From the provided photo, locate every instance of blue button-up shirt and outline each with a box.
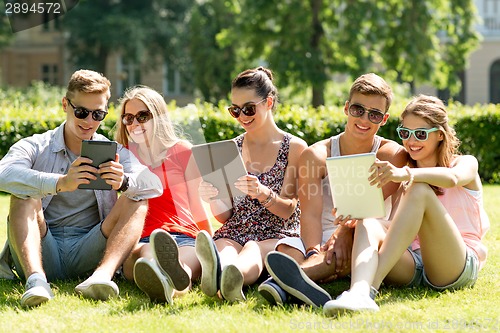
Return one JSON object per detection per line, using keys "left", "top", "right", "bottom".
{"left": 0, "top": 122, "right": 162, "bottom": 222}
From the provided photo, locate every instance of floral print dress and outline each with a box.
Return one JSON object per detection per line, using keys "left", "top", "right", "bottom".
{"left": 213, "top": 133, "right": 300, "bottom": 245}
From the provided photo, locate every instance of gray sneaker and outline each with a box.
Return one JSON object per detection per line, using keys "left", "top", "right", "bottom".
{"left": 220, "top": 264, "right": 246, "bottom": 302}
{"left": 323, "top": 290, "right": 379, "bottom": 317}
{"left": 21, "top": 277, "right": 54, "bottom": 307}
{"left": 134, "top": 258, "right": 174, "bottom": 304}
{"left": 75, "top": 276, "right": 119, "bottom": 301}
{"left": 151, "top": 229, "right": 190, "bottom": 291}
{"left": 195, "top": 230, "right": 221, "bottom": 297}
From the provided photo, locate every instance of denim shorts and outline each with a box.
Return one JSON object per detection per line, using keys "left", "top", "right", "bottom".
{"left": 10, "top": 222, "right": 107, "bottom": 281}
{"left": 406, "top": 246, "right": 479, "bottom": 290}
{"left": 139, "top": 232, "right": 195, "bottom": 248}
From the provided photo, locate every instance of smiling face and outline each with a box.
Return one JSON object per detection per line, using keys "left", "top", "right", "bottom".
{"left": 230, "top": 88, "right": 271, "bottom": 132}
{"left": 344, "top": 92, "right": 389, "bottom": 140}
{"left": 63, "top": 91, "right": 109, "bottom": 153}
{"left": 123, "top": 98, "right": 154, "bottom": 145}
{"left": 400, "top": 113, "right": 443, "bottom": 167}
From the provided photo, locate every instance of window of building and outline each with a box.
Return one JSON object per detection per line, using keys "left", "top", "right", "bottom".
{"left": 484, "top": 0, "right": 500, "bottom": 31}
{"left": 43, "top": 12, "right": 61, "bottom": 31}
{"left": 490, "top": 59, "right": 500, "bottom": 103}
{"left": 41, "top": 64, "right": 58, "bottom": 85}
{"left": 164, "top": 63, "right": 180, "bottom": 96}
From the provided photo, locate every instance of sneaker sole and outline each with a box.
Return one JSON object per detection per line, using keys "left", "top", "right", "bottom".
{"left": 323, "top": 300, "right": 379, "bottom": 317}
{"left": 195, "top": 231, "right": 220, "bottom": 297}
{"left": 152, "top": 230, "right": 190, "bottom": 291}
{"left": 21, "top": 291, "right": 51, "bottom": 307}
{"left": 134, "top": 260, "right": 172, "bottom": 304}
{"left": 75, "top": 283, "right": 118, "bottom": 301}
{"left": 266, "top": 252, "right": 331, "bottom": 308}
{"left": 220, "top": 265, "right": 245, "bottom": 302}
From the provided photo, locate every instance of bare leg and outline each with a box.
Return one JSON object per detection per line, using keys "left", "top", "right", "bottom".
{"left": 122, "top": 242, "right": 148, "bottom": 281}
{"left": 8, "top": 196, "right": 47, "bottom": 279}
{"left": 277, "top": 243, "right": 349, "bottom": 282}
{"left": 97, "top": 196, "right": 148, "bottom": 279}
{"left": 276, "top": 244, "right": 306, "bottom": 264}
{"left": 373, "top": 183, "right": 467, "bottom": 289}
{"left": 348, "top": 218, "right": 387, "bottom": 295}
{"left": 234, "top": 239, "right": 277, "bottom": 285}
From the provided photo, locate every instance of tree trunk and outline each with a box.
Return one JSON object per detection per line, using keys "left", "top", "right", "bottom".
{"left": 312, "top": 83, "right": 325, "bottom": 108}
{"left": 96, "top": 46, "right": 108, "bottom": 76}
{"left": 310, "top": 0, "right": 325, "bottom": 107}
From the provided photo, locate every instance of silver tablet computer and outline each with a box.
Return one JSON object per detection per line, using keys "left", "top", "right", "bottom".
{"left": 191, "top": 140, "right": 247, "bottom": 201}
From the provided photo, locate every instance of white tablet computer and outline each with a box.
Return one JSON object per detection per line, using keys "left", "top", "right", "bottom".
{"left": 326, "top": 152, "right": 385, "bottom": 219}
{"left": 191, "top": 140, "right": 247, "bottom": 201}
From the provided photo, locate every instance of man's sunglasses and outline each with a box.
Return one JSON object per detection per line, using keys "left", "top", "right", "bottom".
{"left": 67, "top": 98, "right": 108, "bottom": 121}
{"left": 121, "top": 110, "right": 153, "bottom": 126}
{"left": 348, "top": 103, "right": 385, "bottom": 124}
{"left": 397, "top": 126, "right": 439, "bottom": 141}
{"left": 228, "top": 98, "right": 267, "bottom": 118}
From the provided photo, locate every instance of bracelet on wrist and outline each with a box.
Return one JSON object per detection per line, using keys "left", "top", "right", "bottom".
{"left": 259, "top": 190, "right": 273, "bottom": 206}
{"left": 262, "top": 190, "right": 277, "bottom": 208}
{"left": 402, "top": 166, "right": 414, "bottom": 191}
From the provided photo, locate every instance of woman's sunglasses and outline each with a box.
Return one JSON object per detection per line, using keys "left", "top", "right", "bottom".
{"left": 397, "top": 126, "right": 439, "bottom": 141}
{"left": 228, "top": 98, "right": 267, "bottom": 118}
{"left": 121, "top": 110, "right": 153, "bottom": 126}
{"left": 67, "top": 98, "right": 108, "bottom": 121}
{"left": 348, "top": 103, "right": 385, "bottom": 124}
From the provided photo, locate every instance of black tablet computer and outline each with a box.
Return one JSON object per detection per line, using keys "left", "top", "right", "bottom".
{"left": 78, "top": 140, "right": 117, "bottom": 190}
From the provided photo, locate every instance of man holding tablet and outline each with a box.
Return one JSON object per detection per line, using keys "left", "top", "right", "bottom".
{"left": 0, "top": 69, "right": 162, "bottom": 307}
{"left": 259, "top": 73, "right": 408, "bottom": 307}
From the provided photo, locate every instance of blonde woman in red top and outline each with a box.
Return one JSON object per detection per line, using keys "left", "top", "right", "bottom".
{"left": 116, "top": 85, "right": 212, "bottom": 304}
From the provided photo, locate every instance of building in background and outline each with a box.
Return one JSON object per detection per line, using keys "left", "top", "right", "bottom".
{"left": 0, "top": 16, "right": 191, "bottom": 104}
{"left": 416, "top": 0, "right": 500, "bottom": 104}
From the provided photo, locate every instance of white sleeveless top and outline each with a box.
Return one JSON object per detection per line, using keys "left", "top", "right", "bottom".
{"left": 319, "top": 134, "right": 382, "bottom": 242}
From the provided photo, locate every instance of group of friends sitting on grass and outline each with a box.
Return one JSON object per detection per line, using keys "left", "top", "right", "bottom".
{"left": 0, "top": 68, "right": 489, "bottom": 317}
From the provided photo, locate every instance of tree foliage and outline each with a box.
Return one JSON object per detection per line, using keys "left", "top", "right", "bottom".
{"left": 215, "top": 0, "right": 480, "bottom": 106}
{"left": 62, "top": 0, "right": 194, "bottom": 80}
{"left": 188, "top": 0, "right": 237, "bottom": 102}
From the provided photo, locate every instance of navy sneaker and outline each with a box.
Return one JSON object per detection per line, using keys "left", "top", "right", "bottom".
{"left": 265, "top": 251, "right": 331, "bottom": 308}
{"left": 195, "top": 230, "right": 222, "bottom": 297}
{"left": 258, "top": 277, "right": 287, "bottom": 305}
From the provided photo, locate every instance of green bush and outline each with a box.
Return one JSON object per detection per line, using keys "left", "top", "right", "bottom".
{"left": 1, "top": 85, "right": 499, "bottom": 183}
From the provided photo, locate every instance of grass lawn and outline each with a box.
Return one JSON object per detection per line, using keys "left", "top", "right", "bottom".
{"left": 0, "top": 186, "right": 499, "bottom": 333}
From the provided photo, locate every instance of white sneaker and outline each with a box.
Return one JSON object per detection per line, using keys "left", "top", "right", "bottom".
{"left": 134, "top": 258, "right": 174, "bottom": 304}
{"left": 323, "top": 290, "right": 379, "bottom": 317}
{"left": 21, "top": 277, "right": 54, "bottom": 307}
{"left": 195, "top": 230, "right": 221, "bottom": 297}
{"left": 75, "top": 276, "right": 119, "bottom": 301}
{"left": 220, "top": 264, "right": 246, "bottom": 302}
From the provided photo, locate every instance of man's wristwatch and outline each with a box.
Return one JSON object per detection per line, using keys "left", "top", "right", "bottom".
{"left": 118, "top": 176, "right": 129, "bottom": 192}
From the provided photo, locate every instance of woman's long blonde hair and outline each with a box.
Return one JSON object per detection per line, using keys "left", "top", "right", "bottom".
{"left": 115, "top": 85, "right": 182, "bottom": 151}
